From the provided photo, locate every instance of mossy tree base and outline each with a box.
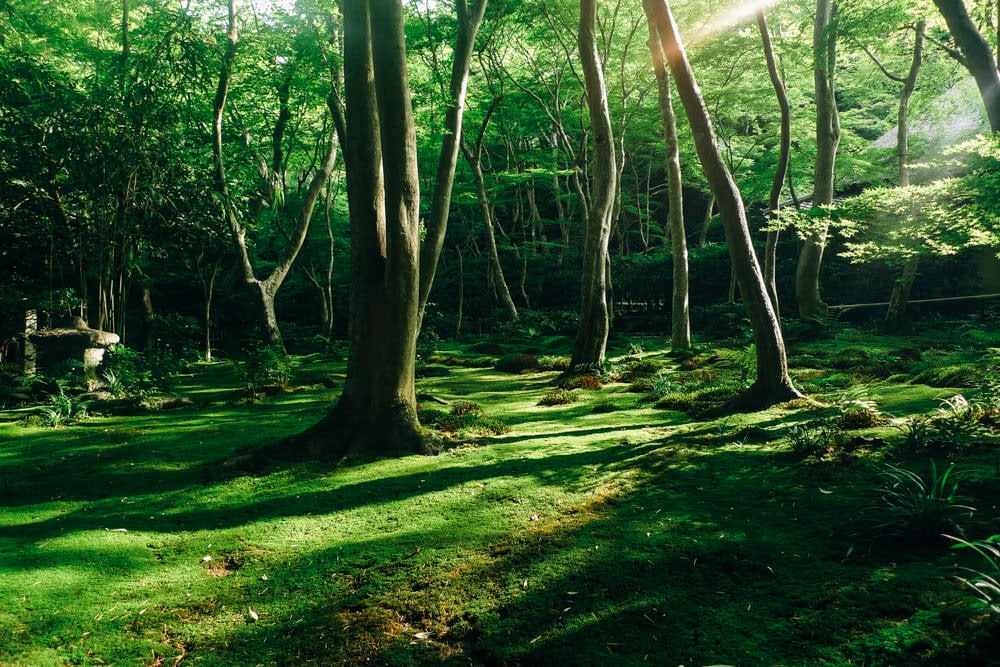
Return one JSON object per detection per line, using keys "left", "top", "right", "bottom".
{"left": 292, "top": 397, "right": 434, "bottom": 461}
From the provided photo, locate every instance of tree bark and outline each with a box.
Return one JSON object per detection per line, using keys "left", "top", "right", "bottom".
{"left": 644, "top": 0, "right": 801, "bottom": 405}
{"left": 932, "top": 0, "right": 1000, "bottom": 131}
{"left": 417, "top": 0, "right": 488, "bottom": 321}
{"left": 461, "top": 102, "right": 518, "bottom": 321}
{"left": 644, "top": 9, "right": 690, "bottom": 349}
{"left": 296, "top": 0, "right": 426, "bottom": 458}
{"left": 795, "top": 0, "right": 840, "bottom": 320}
{"left": 863, "top": 20, "right": 925, "bottom": 329}
{"left": 571, "top": 0, "right": 617, "bottom": 371}
{"left": 211, "top": 0, "right": 338, "bottom": 351}
{"left": 757, "top": 10, "right": 791, "bottom": 320}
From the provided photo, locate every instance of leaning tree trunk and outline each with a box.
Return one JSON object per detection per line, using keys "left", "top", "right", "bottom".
{"left": 757, "top": 10, "right": 791, "bottom": 319}
{"left": 932, "top": 0, "right": 1000, "bottom": 131}
{"left": 296, "top": 0, "right": 426, "bottom": 458}
{"left": 795, "top": 0, "right": 840, "bottom": 320}
{"left": 644, "top": 9, "right": 690, "bottom": 349}
{"left": 417, "top": 0, "right": 488, "bottom": 322}
{"left": 571, "top": 0, "right": 617, "bottom": 371}
{"left": 644, "top": 0, "right": 801, "bottom": 405}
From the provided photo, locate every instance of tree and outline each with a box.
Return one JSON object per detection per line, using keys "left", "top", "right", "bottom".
{"left": 795, "top": 0, "right": 840, "bottom": 320}
{"left": 643, "top": 0, "right": 801, "bottom": 406}
{"left": 643, "top": 4, "right": 690, "bottom": 349}
{"left": 932, "top": 0, "right": 1000, "bottom": 131}
{"left": 571, "top": 0, "right": 617, "bottom": 371}
{"left": 861, "top": 18, "right": 926, "bottom": 328}
{"left": 418, "top": 0, "right": 489, "bottom": 322}
{"left": 211, "top": 0, "right": 339, "bottom": 351}
{"left": 296, "top": 0, "right": 427, "bottom": 457}
{"left": 757, "top": 9, "right": 792, "bottom": 319}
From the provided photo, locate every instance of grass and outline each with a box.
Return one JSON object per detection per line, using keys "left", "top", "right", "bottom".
{"left": 1, "top": 330, "right": 999, "bottom": 665}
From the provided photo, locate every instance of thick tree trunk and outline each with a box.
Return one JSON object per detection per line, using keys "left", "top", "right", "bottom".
{"left": 758, "top": 10, "right": 791, "bottom": 319}
{"left": 296, "top": 0, "right": 426, "bottom": 458}
{"left": 644, "top": 0, "right": 801, "bottom": 406}
{"left": 644, "top": 10, "right": 690, "bottom": 349}
{"left": 571, "top": 0, "right": 617, "bottom": 371}
{"left": 795, "top": 0, "right": 840, "bottom": 320}
{"left": 932, "top": 0, "right": 1000, "bottom": 131}
{"left": 417, "top": 0, "right": 488, "bottom": 321}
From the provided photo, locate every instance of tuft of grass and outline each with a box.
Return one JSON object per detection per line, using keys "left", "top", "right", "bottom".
{"left": 876, "top": 461, "right": 975, "bottom": 539}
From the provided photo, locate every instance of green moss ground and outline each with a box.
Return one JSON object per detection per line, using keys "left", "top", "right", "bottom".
{"left": 1, "top": 331, "right": 999, "bottom": 666}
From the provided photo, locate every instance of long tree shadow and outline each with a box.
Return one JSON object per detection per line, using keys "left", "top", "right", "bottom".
{"left": 124, "top": 445, "right": 992, "bottom": 667}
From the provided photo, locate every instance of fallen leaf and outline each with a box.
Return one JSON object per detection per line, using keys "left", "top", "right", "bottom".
{"left": 819, "top": 488, "right": 833, "bottom": 495}
{"left": 201, "top": 555, "right": 212, "bottom": 562}
{"left": 413, "top": 631, "right": 430, "bottom": 640}
{"left": 248, "top": 608, "right": 259, "bottom": 622}
{"left": 530, "top": 513, "right": 539, "bottom": 521}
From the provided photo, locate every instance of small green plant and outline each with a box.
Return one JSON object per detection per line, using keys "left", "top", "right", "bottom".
{"left": 877, "top": 461, "right": 975, "bottom": 539}
{"left": 238, "top": 343, "right": 293, "bottom": 401}
{"left": 537, "top": 355, "right": 571, "bottom": 371}
{"left": 37, "top": 390, "right": 90, "bottom": 427}
{"left": 947, "top": 535, "right": 1000, "bottom": 614}
{"left": 786, "top": 420, "right": 835, "bottom": 459}
{"left": 897, "top": 416, "right": 935, "bottom": 452}
{"left": 538, "top": 388, "right": 577, "bottom": 406}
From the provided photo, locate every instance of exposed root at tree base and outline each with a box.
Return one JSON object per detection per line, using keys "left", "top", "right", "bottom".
{"left": 722, "top": 382, "right": 806, "bottom": 413}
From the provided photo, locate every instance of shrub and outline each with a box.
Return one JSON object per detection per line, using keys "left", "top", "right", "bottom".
{"left": 102, "top": 343, "right": 184, "bottom": 397}
{"left": 495, "top": 353, "right": 539, "bottom": 374}
{"left": 37, "top": 390, "right": 89, "bottom": 427}
{"left": 877, "top": 461, "right": 974, "bottom": 539}
{"left": 560, "top": 374, "right": 602, "bottom": 390}
{"left": 238, "top": 343, "right": 293, "bottom": 401}
{"left": 450, "top": 401, "right": 484, "bottom": 417}
{"left": 537, "top": 355, "right": 571, "bottom": 371}
{"left": 538, "top": 388, "right": 577, "bottom": 406}
{"left": 470, "top": 341, "right": 505, "bottom": 355}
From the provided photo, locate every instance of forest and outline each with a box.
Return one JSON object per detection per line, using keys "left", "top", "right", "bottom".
{"left": 2, "top": 0, "right": 1000, "bottom": 664}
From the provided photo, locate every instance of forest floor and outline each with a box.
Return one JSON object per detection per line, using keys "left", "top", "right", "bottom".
{"left": 1, "top": 324, "right": 1000, "bottom": 666}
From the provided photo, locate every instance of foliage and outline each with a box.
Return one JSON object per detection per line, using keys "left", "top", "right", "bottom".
{"left": 947, "top": 535, "right": 1000, "bottom": 614}
{"left": 537, "top": 388, "right": 577, "bottom": 406}
{"left": 419, "top": 401, "right": 508, "bottom": 436}
{"left": 786, "top": 419, "right": 840, "bottom": 460}
{"left": 36, "top": 389, "right": 89, "bottom": 427}
{"left": 558, "top": 374, "right": 602, "bottom": 390}
{"left": 102, "top": 344, "right": 184, "bottom": 397}
{"left": 876, "top": 461, "right": 974, "bottom": 539}
{"left": 238, "top": 343, "right": 293, "bottom": 402}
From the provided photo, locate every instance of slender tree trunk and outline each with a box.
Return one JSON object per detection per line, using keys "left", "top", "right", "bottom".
{"left": 644, "top": 9, "right": 690, "bottom": 349}
{"left": 932, "top": 0, "right": 1000, "bottom": 131}
{"left": 417, "top": 0, "right": 488, "bottom": 321}
{"left": 297, "top": 0, "right": 426, "bottom": 458}
{"left": 699, "top": 194, "right": 715, "bottom": 246}
{"left": 462, "top": 129, "right": 518, "bottom": 321}
{"left": 198, "top": 258, "right": 219, "bottom": 362}
{"left": 758, "top": 10, "right": 791, "bottom": 320}
{"left": 571, "top": 0, "right": 617, "bottom": 370}
{"left": 211, "top": 0, "right": 338, "bottom": 352}
{"left": 644, "top": 0, "right": 801, "bottom": 405}
{"left": 455, "top": 245, "right": 464, "bottom": 337}
{"left": 878, "top": 20, "right": 925, "bottom": 330}
{"left": 795, "top": 0, "right": 840, "bottom": 320}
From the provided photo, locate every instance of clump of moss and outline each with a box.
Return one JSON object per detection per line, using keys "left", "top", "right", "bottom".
{"left": 421, "top": 401, "right": 509, "bottom": 435}
{"left": 450, "top": 401, "right": 484, "bottom": 417}
{"left": 538, "top": 388, "right": 577, "bottom": 406}
{"left": 415, "top": 365, "right": 451, "bottom": 378}
{"left": 559, "top": 374, "right": 602, "bottom": 390}
{"left": 617, "top": 358, "right": 665, "bottom": 382}
{"left": 426, "top": 354, "right": 497, "bottom": 368}
{"left": 495, "top": 353, "right": 540, "bottom": 374}
{"left": 654, "top": 392, "right": 695, "bottom": 411}
{"left": 537, "top": 355, "right": 571, "bottom": 371}
{"left": 838, "top": 406, "right": 888, "bottom": 430}
{"left": 470, "top": 341, "right": 506, "bottom": 355}
{"left": 591, "top": 401, "right": 619, "bottom": 414}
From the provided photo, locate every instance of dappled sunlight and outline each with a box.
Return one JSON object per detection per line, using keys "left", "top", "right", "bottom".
{"left": 691, "top": 0, "right": 781, "bottom": 44}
